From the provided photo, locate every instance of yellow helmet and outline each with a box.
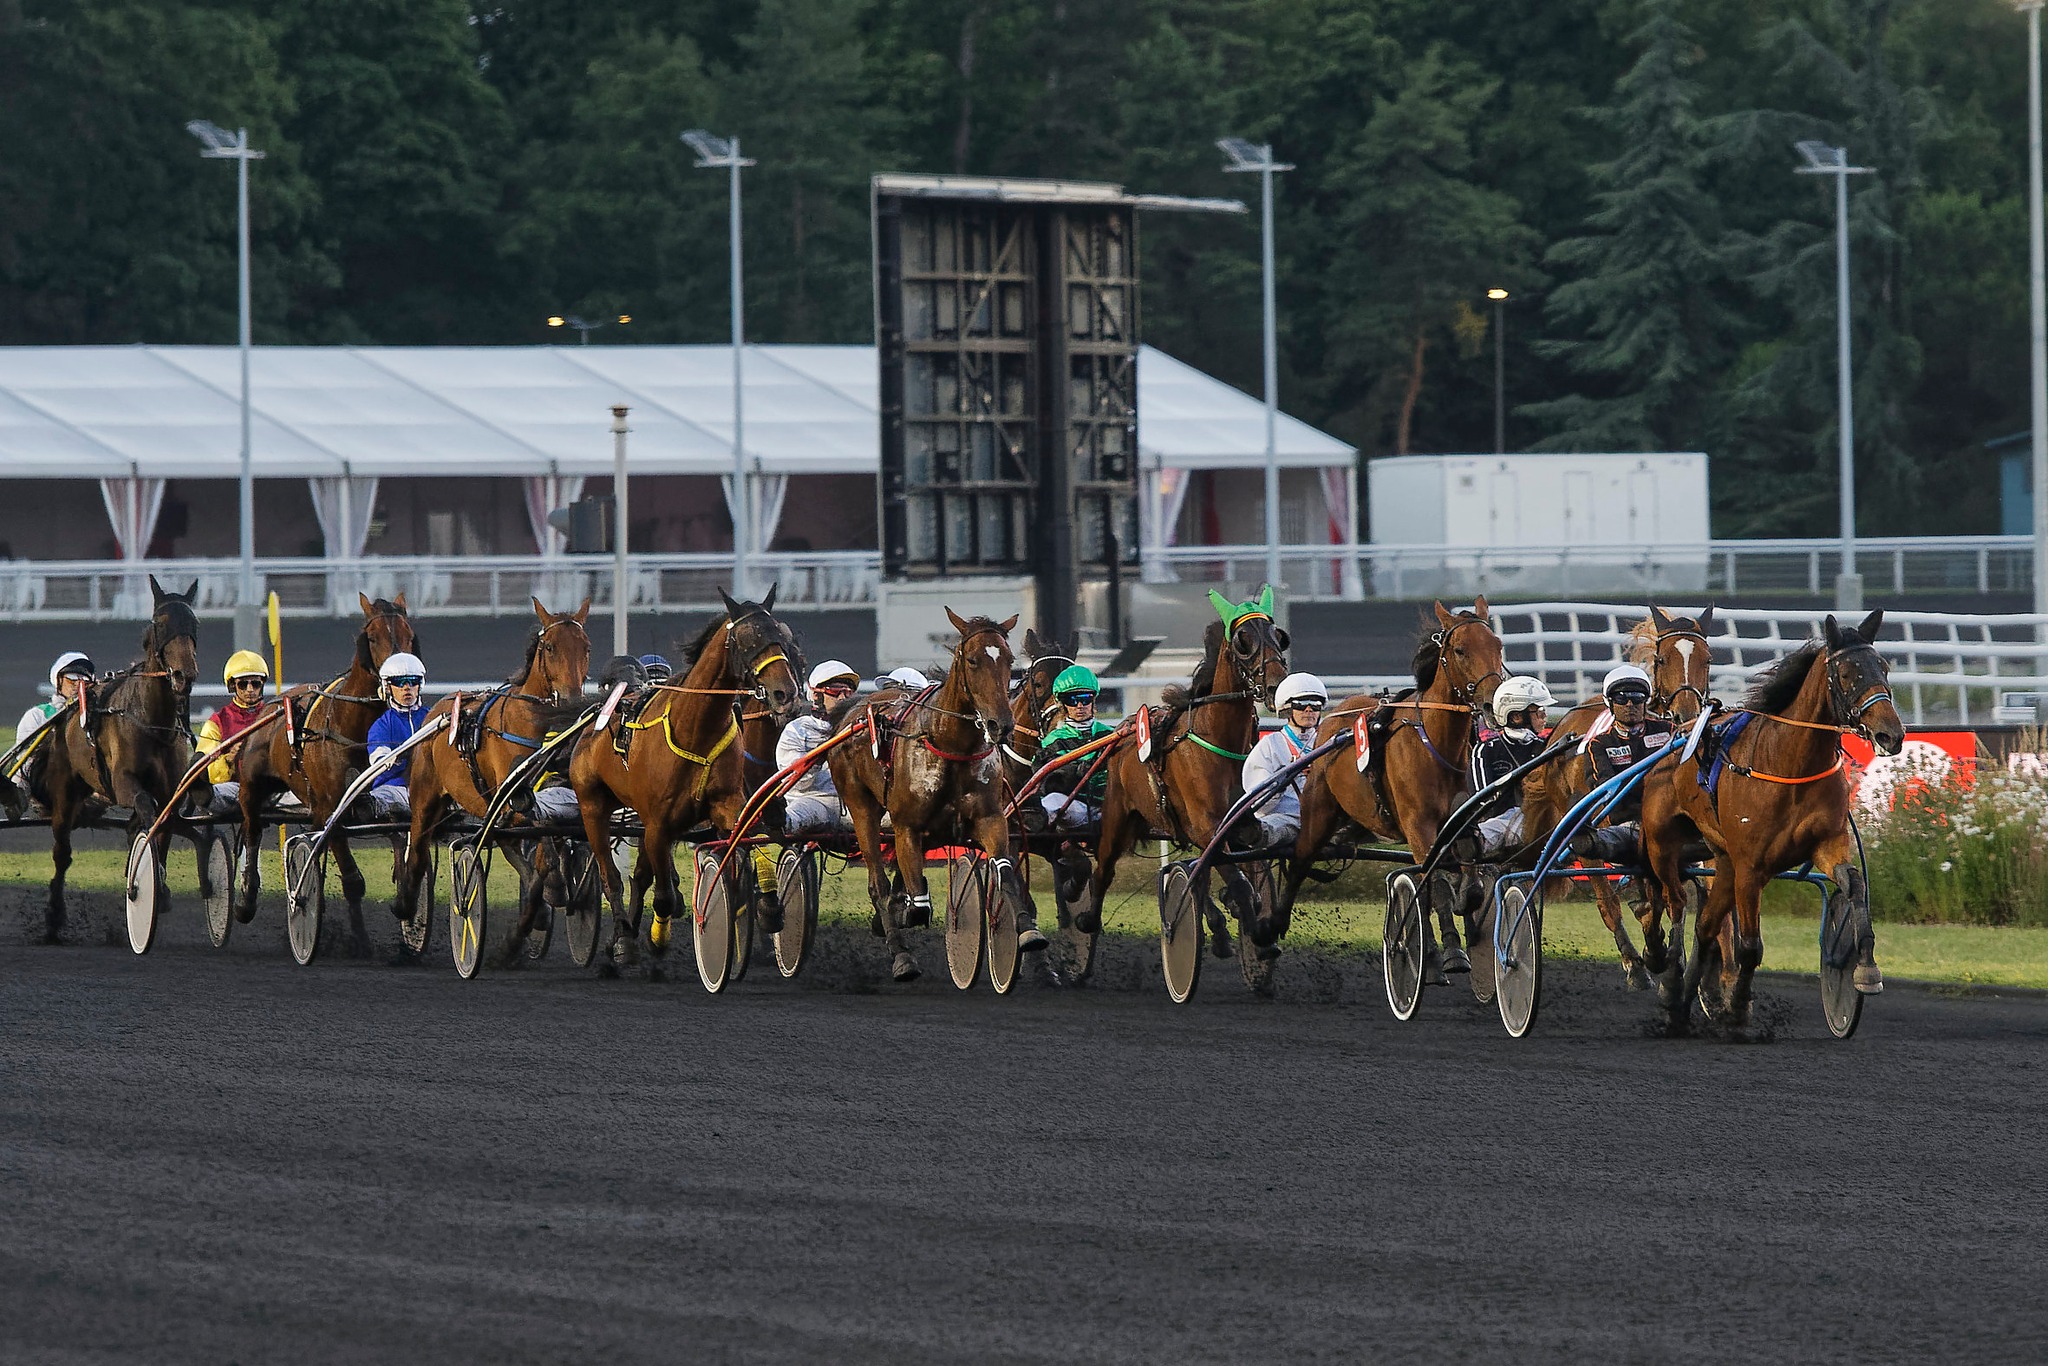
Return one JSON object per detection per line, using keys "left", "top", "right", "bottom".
{"left": 223, "top": 650, "right": 270, "bottom": 687}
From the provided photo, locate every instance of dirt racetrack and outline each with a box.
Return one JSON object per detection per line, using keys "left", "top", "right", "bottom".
{"left": 5, "top": 884, "right": 2047, "bottom": 1364}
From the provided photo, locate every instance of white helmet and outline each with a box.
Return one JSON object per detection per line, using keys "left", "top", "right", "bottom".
{"left": 1274, "top": 672, "right": 1328, "bottom": 710}
{"left": 1491, "top": 675, "right": 1556, "bottom": 728}
{"left": 379, "top": 652, "right": 426, "bottom": 683}
{"left": 807, "top": 659, "right": 859, "bottom": 690}
{"left": 1601, "top": 663, "right": 1652, "bottom": 700}
{"left": 49, "top": 651, "right": 94, "bottom": 690}
{"left": 884, "top": 666, "right": 929, "bottom": 689}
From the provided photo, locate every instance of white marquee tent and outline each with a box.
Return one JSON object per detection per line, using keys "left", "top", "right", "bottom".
{"left": 0, "top": 343, "right": 1356, "bottom": 564}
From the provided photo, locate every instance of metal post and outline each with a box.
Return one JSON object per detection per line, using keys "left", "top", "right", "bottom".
{"left": 612, "top": 406, "right": 630, "bottom": 656}
{"left": 730, "top": 141, "right": 749, "bottom": 600}
{"left": 2028, "top": 0, "right": 2048, "bottom": 633}
{"left": 1833, "top": 165, "right": 1861, "bottom": 611}
{"left": 1259, "top": 160, "right": 1281, "bottom": 595}
{"left": 1493, "top": 296, "right": 1506, "bottom": 455}
{"left": 235, "top": 130, "right": 257, "bottom": 650}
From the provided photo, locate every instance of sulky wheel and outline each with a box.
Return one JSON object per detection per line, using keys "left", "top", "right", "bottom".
{"left": 1235, "top": 861, "right": 1280, "bottom": 998}
{"left": 773, "top": 845, "right": 821, "bottom": 979}
{"left": 1383, "top": 871, "right": 1426, "bottom": 1021}
{"left": 565, "top": 842, "right": 605, "bottom": 968}
{"left": 690, "top": 847, "right": 736, "bottom": 994}
{"left": 1158, "top": 861, "right": 1204, "bottom": 1005}
{"left": 1494, "top": 884, "right": 1543, "bottom": 1038}
{"left": 449, "top": 842, "right": 488, "bottom": 980}
{"left": 403, "top": 849, "right": 436, "bottom": 957}
{"left": 1819, "top": 885, "right": 1864, "bottom": 1040}
{"left": 1047, "top": 849, "right": 1099, "bottom": 987}
{"left": 284, "top": 833, "right": 325, "bottom": 967}
{"left": 728, "top": 856, "right": 756, "bottom": 984}
{"left": 985, "top": 862, "right": 1022, "bottom": 996}
{"left": 944, "top": 853, "right": 985, "bottom": 990}
{"left": 1465, "top": 869, "right": 1498, "bottom": 1006}
{"left": 202, "top": 829, "right": 236, "bottom": 950}
{"left": 125, "top": 831, "right": 163, "bottom": 956}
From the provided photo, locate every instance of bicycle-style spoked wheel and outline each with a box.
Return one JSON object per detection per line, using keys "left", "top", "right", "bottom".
{"left": 449, "top": 842, "right": 488, "bottom": 980}
{"left": 944, "top": 853, "right": 984, "bottom": 990}
{"left": 202, "top": 830, "right": 235, "bottom": 949}
{"left": 1819, "top": 885, "right": 1864, "bottom": 1040}
{"left": 1494, "top": 884, "right": 1542, "bottom": 1038}
{"left": 729, "top": 857, "right": 756, "bottom": 984}
{"left": 564, "top": 842, "right": 604, "bottom": 967}
{"left": 1159, "top": 862, "right": 1204, "bottom": 1005}
{"left": 690, "top": 847, "right": 736, "bottom": 994}
{"left": 1383, "top": 872, "right": 1426, "bottom": 1020}
{"left": 1235, "top": 861, "right": 1279, "bottom": 997}
{"left": 125, "top": 831, "right": 162, "bottom": 956}
{"left": 773, "top": 846, "right": 821, "bottom": 978}
{"left": 284, "top": 834, "right": 324, "bottom": 967}
{"left": 985, "top": 862, "right": 1021, "bottom": 995}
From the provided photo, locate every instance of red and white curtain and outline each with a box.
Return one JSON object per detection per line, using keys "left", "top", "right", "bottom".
{"left": 99, "top": 476, "right": 167, "bottom": 559}
{"left": 308, "top": 476, "right": 380, "bottom": 560}
{"left": 721, "top": 471, "right": 789, "bottom": 555}
{"left": 523, "top": 474, "right": 587, "bottom": 556}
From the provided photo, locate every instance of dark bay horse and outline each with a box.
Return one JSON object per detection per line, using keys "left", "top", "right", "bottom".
{"left": 1001, "top": 627, "right": 1077, "bottom": 793}
{"left": 394, "top": 597, "right": 591, "bottom": 961}
{"left": 1638, "top": 610, "right": 1904, "bottom": 1033}
{"left": 232, "top": 593, "right": 418, "bottom": 954}
{"left": 1276, "top": 600, "right": 1506, "bottom": 971}
{"left": 827, "top": 609, "right": 1021, "bottom": 983}
{"left": 41, "top": 577, "right": 201, "bottom": 943}
{"left": 1519, "top": 604, "right": 1716, "bottom": 990}
{"left": 1083, "top": 599, "right": 1291, "bottom": 957}
{"left": 568, "top": 587, "right": 805, "bottom": 972}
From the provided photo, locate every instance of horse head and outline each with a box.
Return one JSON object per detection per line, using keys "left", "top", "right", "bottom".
{"left": 1208, "top": 586, "right": 1290, "bottom": 710}
{"left": 528, "top": 596, "right": 593, "bottom": 705}
{"left": 1430, "top": 596, "right": 1506, "bottom": 715}
{"left": 356, "top": 591, "right": 419, "bottom": 675}
{"left": 1016, "top": 628, "right": 1077, "bottom": 736}
{"left": 945, "top": 607, "right": 1018, "bottom": 746}
{"left": 146, "top": 575, "right": 201, "bottom": 701}
{"left": 1642, "top": 603, "right": 1715, "bottom": 721}
{"left": 720, "top": 584, "right": 805, "bottom": 724}
{"left": 1824, "top": 609, "right": 1905, "bottom": 756}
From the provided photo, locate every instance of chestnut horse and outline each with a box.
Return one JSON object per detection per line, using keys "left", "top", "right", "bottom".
{"left": 1638, "top": 610, "right": 1905, "bottom": 1032}
{"left": 1082, "top": 604, "right": 1291, "bottom": 958}
{"left": 1518, "top": 604, "right": 1716, "bottom": 990}
{"left": 41, "top": 577, "right": 202, "bottom": 943}
{"left": 1275, "top": 600, "right": 1506, "bottom": 973}
{"left": 568, "top": 588, "right": 805, "bottom": 972}
{"left": 232, "top": 593, "right": 418, "bottom": 954}
{"left": 393, "top": 597, "right": 591, "bottom": 961}
{"left": 827, "top": 609, "right": 1020, "bottom": 983}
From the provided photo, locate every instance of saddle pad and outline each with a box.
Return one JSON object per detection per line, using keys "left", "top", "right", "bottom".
{"left": 1354, "top": 713, "right": 1371, "bottom": 773}
{"left": 1698, "top": 711, "right": 1755, "bottom": 801}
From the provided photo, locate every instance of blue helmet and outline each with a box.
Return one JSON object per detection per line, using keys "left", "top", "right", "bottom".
{"left": 638, "top": 653, "right": 672, "bottom": 682}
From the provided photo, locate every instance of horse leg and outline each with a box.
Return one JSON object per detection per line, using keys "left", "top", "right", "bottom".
{"left": 634, "top": 823, "right": 676, "bottom": 977}
{"left": 1596, "top": 879, "right": 1651, "bottom": 990}
{"left": 1722, "top": 867, "right": 1768, "bottom": 1030}
{"left": 1273, "top": 781, "right": 1342, "bottom": 939}
{"left": 971, "top": 809, "right": 1041, "bottom": 952}
{"left": 888, "top": 823, "right": 929, "bottom": 982}
{"left": 45, "top": 803, "right": 73, "bottom": 945}
{"left": 330, "top": 834, "right": 373, "bottom": 958}
{"left": 1080, "top": 779, "right": 1141, "bottom": 933}
{"left": 575, "top": 794, "right": 631, "bottom": 977}
{"left": 1817, "top": 831, "right": 1880, "bottom": 994}
{"left": 1676, "top": 870, "right": 1736, "bottom": 1035}
{"left": 497, "top": 845, "right": 542, "bottom": 969}
{"left": 843, "top": 790, "right": 893, "bottom": 945}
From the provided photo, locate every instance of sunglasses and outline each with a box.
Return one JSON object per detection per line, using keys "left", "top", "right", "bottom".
{"left": 1060, "top": 692, "right": 1097, "bottom": 707}
{"left": 388, "top": 676, "right": 424, "bottom": 689}
{"left": 816, "top": 683, "right": 853, "bottom": 696}
{"left": 1609, "top": 691, "right": 1649, "bottom": 706}
{"left": 231, "top": 677, "right": 265, "bottom": 691}
{"left": 1290, "top": 700, "right": 1326, "bottom": 711}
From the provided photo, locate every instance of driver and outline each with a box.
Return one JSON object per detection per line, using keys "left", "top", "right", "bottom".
{"left": 10, "top": 652, "right": 95, "bottom": 812}
{"left": 199, "top": 650, "right": 272, "bottom": 815}
{"left": 1467, "top": 675, "right": 1556, "bottom": 858}
{"left": 359, "top": 652, "right": 428, "bottom": 820}
{"left": 1030, "top": 665, "right": 1115, "bottom": 832}
{"left": 778, "top": 660, "right": 860, "bottom": 836}
{"left": 1574, "top": 663, "right": 1677, "bottom": 864}
{"left": 1241, "top": 672, "right": 1327, "bottom": 850}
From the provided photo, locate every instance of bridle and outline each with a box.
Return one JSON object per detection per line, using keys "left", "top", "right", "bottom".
{"left": 945, "top": 624, "right": 1015, "bottom": 749}
{"left": 1430, "top": 616, "right": 1503, "bottom": 712}
{"left": 1225, "top": 613, "right": 1286, "bottom": 709}
{"left": 726, "top": 609, "right": 800, "bottom": 717}
{"left": 523, "top": 615, "right": 590, "bottom": 708}
{"left": 1824, "top": 642, "right": 1896, "bottom": 743}
{"left": 1649, "top": 626, "right": 1711, "bottom": 718}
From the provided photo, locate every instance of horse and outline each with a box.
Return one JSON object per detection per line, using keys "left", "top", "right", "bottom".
{"left": 1637, "top": 610, "right": 1904, "bottom": 1033}
{"left": 568, "top": 587, "right": 805, "bottom": 973}
{"left": 1082, "top": 599, "right": 1291, "bottom": 964}
{"left": 1002, "top": 627, "right": 1077, "bottom": 792}
{"left": 40, "top": 576, "right": 201, "bottom": 943}
{"left": 827, "top": 609, "right": 1021, "bottom": 983}
{"left": 1518, "top": 604, "right": 1716, "bottom": 990}
{"left": 393, "top": 597, "right": 591, "bottom": 962}
{"left": 232, "top": 593, "right": 418, "bottom": 955}
{"left": 1274, "top": 600, "right": 1506, "bottom": 975}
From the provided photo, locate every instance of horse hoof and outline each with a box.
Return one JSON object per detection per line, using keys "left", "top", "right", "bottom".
{"left": 1209, "top": 930, "right": 1233, "bottom": 960}
{"left": 1072, "top": 907, "right": 1101, "bottom": 934}
{"left": 1623, "top": 960, "right": 1652, "bottom": 992}
{"left": 1854, "top": 963, "right": 1885, "bottom": 995}
{"left": 1440, "top": 944, "right": 1471, "bottom": 975}
{"left": 891, "top": 952, "right": 920, "bottom": 983}
{"left": 1018, "top": 927, "right": 1048, "bottom": 953}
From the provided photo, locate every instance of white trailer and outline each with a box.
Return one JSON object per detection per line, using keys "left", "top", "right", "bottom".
{"left": 1364, "top": 453, "right": 1710, "bottom": 598}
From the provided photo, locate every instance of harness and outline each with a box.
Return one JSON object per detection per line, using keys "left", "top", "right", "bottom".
{"left": 609, "top": 611, "right": 788, "bottom": 793}
{"left": 1648, "top": 627, "right": 1712, "bottom": 717}
{"left": 1693, "top": 641, "right": 1894, "bottom": 801}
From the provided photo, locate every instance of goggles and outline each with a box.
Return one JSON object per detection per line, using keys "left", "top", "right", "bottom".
{"left": 1059, "top": 691, "right": 1097, "bottom": 707}
{"left": 1607, "top": 688, "right": 1650, "bottom": 705}
{"left": 815, "top": 682, "right": 854, "bottom": 696}
{"left": 386, "top": 676, "right": 425, "bottom": 690}
{"left": 1288, "top": 698, "right": 1326, "bottom": 711}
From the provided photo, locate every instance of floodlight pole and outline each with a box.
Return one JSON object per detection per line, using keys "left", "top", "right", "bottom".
{"left": 612, "top": 406, "right": 631, "bottom": 656}
{"left": 1796, "top": 141, "right": 1872, "bottom": 613}
{"left": 1220, "top": 139, "right": 1294, "bottom": 595}
{"left": 2024, "top": 0, "right": 2048, "bottom": 631}
{"left": 683, "top": 129, "right": 757, "bottom": 599}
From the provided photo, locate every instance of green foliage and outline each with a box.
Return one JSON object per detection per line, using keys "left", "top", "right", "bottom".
{"left": 0, "top": 0, "right": 2036, "bottom": 535}
{"left": 1860, "top": 760, "right": 2048, "bottom": 927}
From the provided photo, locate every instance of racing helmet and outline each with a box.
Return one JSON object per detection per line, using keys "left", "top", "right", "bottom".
{"left": 1274, "top": 672, "right": 1328, "bottom": 711}
{"left": 379, "top": 652, "right": 427, "bottom": 699}
{"left": 1490, "top": 675, "right": 1555, "bottom": 728}
{"left": 222, "top": 649, "right": 270, "bottom": 687}
{"left": 1601, "top": 663, "right": 1653, "bottom": 702}
{"left": 883, "top": 666, "right": 930, "bottom": 689}
{"left": 1052, "top": 663, "right": 1100, "bottom": 702}
{"left": 49, "top": 651, "right": 95, "bottom": 690}
{"left": 807, "top": 659, "right": 859, "bottom": 691}
{"left": 637, "top": 653, "right": 673, "bottom": 683}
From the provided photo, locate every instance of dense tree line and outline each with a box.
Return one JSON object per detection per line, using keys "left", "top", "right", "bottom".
{"left": 0, "top": 0, "right": 2032, "bottom": 534}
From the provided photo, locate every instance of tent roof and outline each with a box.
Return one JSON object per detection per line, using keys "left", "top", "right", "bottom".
{"left": 0, "top": 344, "right": 1354, "bottom": 480}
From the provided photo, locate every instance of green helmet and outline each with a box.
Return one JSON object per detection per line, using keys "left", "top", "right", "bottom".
{"left": 1053, "top": 664, "right": 1100, "bottom": 699}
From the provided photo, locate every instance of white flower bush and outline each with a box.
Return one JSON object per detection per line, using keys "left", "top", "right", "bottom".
{"left": 1858, "top": 740, "right": 2048, "bottom": 925}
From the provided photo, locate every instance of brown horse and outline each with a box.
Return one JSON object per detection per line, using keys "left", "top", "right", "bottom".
{"left": 233, "top": 593, "right": 418, "bottom": 954}
{"left": 828, "top": 609, "right": 1020, "bottom": 983}
{"left": 1518, "top": 604, "right": 1716, "bottom": 989}
{"left": 1082, "top": 603, "right": 1291, "bottom": 959}
{"left": 1275, "top": 600, "right": 1506, "bottom": 973}
{"left": 1002, "top": 627, "right": 1077, "bottom": 793}
{"left": 568, "top": 587, "right": 805, "bottom": 972}
{"left": 393, "top": 598, "right": 591, "bottom": 960}
{"left": 41, "top": 577, "right": 202, "bottom": 943}
{"left": 1638, "top": 610, "right": 1904, "bottom": 1033}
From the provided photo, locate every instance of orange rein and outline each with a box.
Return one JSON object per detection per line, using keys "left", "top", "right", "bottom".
{"left": 1719, "top": 707, "right": 1853, "bottom": 786}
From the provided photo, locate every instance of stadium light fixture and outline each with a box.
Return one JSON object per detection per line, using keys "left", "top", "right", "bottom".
{"left": 683, "top": 128, "right": 758, "bottom": 596}
{"left": 1794, "top": 140, "right": 1874, "bottom": 612}
{"left": 547, "top": 313, "right": 625, "bottom": 345}
{"left": 1218, "top": 138, "right": 1295, "bottom": 596}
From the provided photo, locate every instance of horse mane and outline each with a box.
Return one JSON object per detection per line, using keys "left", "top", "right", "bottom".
{"left": 354, "top": 598, "right": 410, "bottom": 671}
{"left": 1743, "top": 638, "right": 1829, "bottom": 714}
{"left": 505, "top": 624, "right": 546, "bottom": 687}
{"left": 1625, "top": 618, "right": 1659, "bottom": 662}
{"left": 678, "top": 615, "right": 727, "bottom": 668}
{"left": 1160, "top": 620, "right": 1225, "bottom": 714}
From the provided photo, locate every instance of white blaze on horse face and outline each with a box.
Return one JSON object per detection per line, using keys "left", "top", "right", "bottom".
{"left": 985, "top": 645, "right": 1000, "bottom": 661}
{"left": 1673, "top": 638, "right": 1695, "bottom": 670}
